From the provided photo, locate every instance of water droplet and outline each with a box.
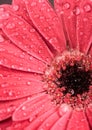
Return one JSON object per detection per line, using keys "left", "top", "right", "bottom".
{"left": 38, "top": 50, "right": 41, "bottom": 54}
{"left": 12, "top": 5, "right": 19, "bottom": 11}
{"left": 34, "top": 14, "right": 39, "bottom": 18}
{"left": 27, "top": 81, "right": 31, "bottom": 85}
{"left": 8, "top": 91, "right": 13, "bottom": 96}
{"left": 83, "top": 4, "right": 92, "bottom": 12}
{"left": 49, "top": 37, "right": 58, "bottom": 44}
{"left": 29, "top": 117, "right": 33, "bottom": 122}
{"left": 7, "top": 105, "right": 15, "bottom": 112}
{"left": 0, "top": 7, "right": 4, "bottom": 12}
{"left": 63, "top": 2, "right": 70, "bottom": 9}
{"left": 23, "top": 112, "right": 27, "bottom": 116}
{"left": 6, "top": 23, "right": 15, "bottom": 29}
{"left": 0, "top": 34, "right": 4, "bottom": 42}
{"left": 19, "top": 53, "right": 25, "bottom": 58}
{"left": 29, "top": 28, "right": 35, "bottom": 33}
{"left": 22, "top": 106, "right": 26, "bottom": 110}
{"left": 73, "top": 6, "right": 81, "bottom": 15}
{"left": 39, "top": 16, "right": 45, "bottom": 20}
{"left": 27, "top": 68, "right": 31, "bottom": 72}
{"left": 0, "top": 12, "right": 10, "bottom": 19}
{"left": 1, "top": 83, "right": 8, "bottom": 87}
{"left": 39, "top": 0, "right": 44, "bottom": 2}
{"left": 31, "top": 2, "right": 37, "bottom": 6}
{"left": 18, "top": 21, "right": 24, "bottom": 25}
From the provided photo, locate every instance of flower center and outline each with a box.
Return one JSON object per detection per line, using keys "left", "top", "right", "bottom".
{"left": 44, "top": 50, "right": 92, "bottom": 108}
{"left": 58, "top": 63, "right": 91, "bottom": 96}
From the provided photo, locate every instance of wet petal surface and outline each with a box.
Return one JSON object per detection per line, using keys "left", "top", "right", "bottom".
{"left": 25, "top": 0, "right": 66, "bottom": 53}
{"left": 0, "top": 6, "right": 53, "bottom": 64}
{"left": 55, "top": 0, "right": 92, "bottom": 54}
{"left": 67, "top": 109, "right": 90, "bottom": 130}
{"left": 12, "top": 93, "right": 52, "bottom": 121}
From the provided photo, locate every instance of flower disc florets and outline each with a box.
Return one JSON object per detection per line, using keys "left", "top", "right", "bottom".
{"left": 44, "top": 50, "right": 92, "bottom": 108}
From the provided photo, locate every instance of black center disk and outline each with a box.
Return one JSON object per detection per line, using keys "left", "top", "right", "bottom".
{"left": 58, "top": 63, "right": 92, "bottom": 96}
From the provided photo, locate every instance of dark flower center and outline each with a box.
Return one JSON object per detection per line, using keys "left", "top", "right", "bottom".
{"left": 57, "top": 63, "right": 92, "bottom": 96}
{"left": 44, "top": 50, "right": 92, "bottom": 107}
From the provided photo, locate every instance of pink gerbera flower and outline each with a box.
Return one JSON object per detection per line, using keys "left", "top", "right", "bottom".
{"left": 0, "top": 0, "right": 92, "bottom": 129}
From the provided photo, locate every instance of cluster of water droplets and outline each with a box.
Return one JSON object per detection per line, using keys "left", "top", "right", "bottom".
{"left": 62, "top": 2, "right": 92, "bottom": 15}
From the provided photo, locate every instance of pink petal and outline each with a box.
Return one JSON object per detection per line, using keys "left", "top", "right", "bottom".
{"left": 0, "top": 30, "right": 46, "bottom": 73}
{"left": 25, "top": 0, "right": 66, "bottom": 53}
{"left": 55, "top": 0, "right": 92, "bottom": 54}
{"left": 75, "top": 0, "right": 92, "bottom": 54}
{"left": 59, "top": 103, "right": 72, "bottom": 116}
{"left": 0, "top": 7, "right": 53, "bottom": 64}
{"left": 0, "top": 66, "right": 44, "bottom": 100}
{"left": 0, "top": 118, "right": 12, "bottom": 130}
{"left": 6, "top": 120, "right": 30, "bottom": 130}
{"left": 25, "top": 107, "right": 57, "bottom": 130}
{"left": 51, "top": 109, "right": 72, "bottom": 130}
{"left": 0, "top": 97, "right": 28, "bottom": 121}
{"left": 0, "top": 83, "right": 44, "bottom": 101}
{"left": 86, "top": 104, "right": 92, "bottom": 128}
{"left": 67, "top": 109, "right": 90, "bottom": 130}
{"left": 12, "top": 93, "right": 51, "bottom": 121}
{"left": 54, "top": 0, "right": 78, "bottom": 49}
{"left": 38, "top": 110, "right": 60, "bottom": 130}
{"left": 12, "top": 0, "right": 32, "bottom": 23}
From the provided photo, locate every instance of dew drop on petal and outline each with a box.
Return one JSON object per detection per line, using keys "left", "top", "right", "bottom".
{"left": 83, "top": 4, "right": 92, "bottom": 12}
{"left": 26, "top": 81, "right": 31, "bottom": 85}
{"left": 29, "top": 28, "right": 35, "bottom": 33}
{"left": 6, "top": 23, "right": 15, "bottom": 29}
{"left": 39, "top": 0, "right": 44, "bottom": 2}
{"left": 73, "top": 6, "right": 81, "bottom": 15}
{"left": 0, "top": 7, "right": 4, "bottom": 12}
{"left": 34, "top": 14, "right": 39, "bottom": 18}
{"left": 8, "top": 91, "right": 13, "bottom": 96}
{"left": 1, "top": 83, "right": 8, "bottom": 87}
{"left": 49, "top": 37, "right": 58, "bottom": 44}
{"left": 63, "top": 2, "right": 70, "bottom": 10}
{"left": 12, "top": 5, "right": 19, "bottom": 11}
{"left": 21, "top": 106, "right": 26, "bottom": 110}
{"left": 31, "top": 2, "right": 37, "bottom": 6}
{"left": 0, "top": 12, "right": 10, "bottom": 19}
{"left": 0, "top": 34, "right": 4, "bottom": 42}
{"left": 18, "top": 21, "right": 24, "bottom": 25}
{"left": 59, "top": 104, "right": 72, "bottom": 116}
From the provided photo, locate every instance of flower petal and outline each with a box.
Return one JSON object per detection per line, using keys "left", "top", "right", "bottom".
{"left": 12, "top": 0, "right": 32, "bottom": 23}
{"left": 86, "top": 104, "right": 92, "bottom": 128}
{"left": 0, "top": 66, "right": 44, "bottom": 100}
{"left": 54, "top": 0, "right": 78, "bottom": 49}
{"left": 12, "top": 93, "right": 51, "bottom": 121}
{"left": 38, "top": 110, "right": 60, "bottom": 130}
{"left": 0, "top": 29, "right": 46, "bottom": 73}
{"left": 51, "top": 109, "right": 72, "bottom": 130}
{"left": 25, "top": 0, "right": 66, "bottom": 53}
{"left": 75, "top": 0, "right": 92, "bottom": 54}
{"left": 67, "top": 110, "right": 90, "bottom": 130}
{"left": 55, "top": 0, "right": 92, "bottom": 54}
{"left": 25, "top": 107, "right": 57, "bottom": 130}
{"left": 6, "top": 120, "right": 30, "bottom": 130}
{"left": 0, "top": 97, "right": 28, "bottom": 121}
{"left": 0, "top": 118, "right": 12, "bottom": 130}
{"left": 0, "top": 6, "right": 53, "bottom": 64}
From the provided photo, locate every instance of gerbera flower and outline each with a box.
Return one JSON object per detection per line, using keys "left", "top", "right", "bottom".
{"left": 0, "top": 0, "right": 92, "bottom": 129}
